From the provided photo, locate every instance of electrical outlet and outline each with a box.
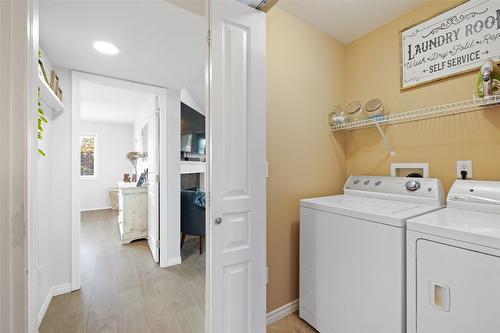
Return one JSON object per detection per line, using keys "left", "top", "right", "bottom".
{"left": 456, "top": 160, "right": 473, "bottom": 179}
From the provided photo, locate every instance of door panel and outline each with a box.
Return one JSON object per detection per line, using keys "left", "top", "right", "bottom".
{"left": 147, "top": 98, "right": 160, "bottom": 262}
{"left": 417, "top": 240, "right": 500, "bottom": 333}
{"left": 209, "top": 1, "right": 266, "bottom": 332}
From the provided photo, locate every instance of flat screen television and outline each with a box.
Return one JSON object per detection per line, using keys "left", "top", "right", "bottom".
{"left": 181, "top": 102, "right": 205, "bottom": 158}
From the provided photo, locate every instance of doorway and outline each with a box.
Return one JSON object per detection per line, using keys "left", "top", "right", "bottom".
{"left": 35, "top": 1, "right": 207, "bottom": 332}
{"left": 22, "top": 0, "right": 268, "bottom": 332}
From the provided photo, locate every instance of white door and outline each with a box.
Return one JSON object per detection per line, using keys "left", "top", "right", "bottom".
{"left": 147, "top": 97, "right": 160, "bottom": 262}
{"left": 209, "top": 1, "right": 267, "bottom": 332}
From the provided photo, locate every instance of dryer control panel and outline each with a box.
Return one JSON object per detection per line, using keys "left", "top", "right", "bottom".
{"left": 447, "top": 180, "right": 500, "bottom": 213}
{"left": 344, "top": 175, "right": 445, "bottom": 206}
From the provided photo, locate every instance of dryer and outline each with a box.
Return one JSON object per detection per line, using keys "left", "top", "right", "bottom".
{"left": 300, "top": 175, "right": 445, "bottom": 333}
{"left": 407, "top": 180, "right": 500, "bottom": 333}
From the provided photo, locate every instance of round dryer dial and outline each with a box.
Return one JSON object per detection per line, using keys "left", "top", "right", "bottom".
{"left": 405, "top": 180, "right": 421, "bottom": 192}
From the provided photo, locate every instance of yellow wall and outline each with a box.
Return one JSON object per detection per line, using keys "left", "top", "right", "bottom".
{"left": 267, "top": 0, "right": 500, "bottom": 313}
{"left": 345, "top": 0, "right": 500, "bottom": 191}
{"left": 266, "top": 7, "right": 347, "bottom": 311}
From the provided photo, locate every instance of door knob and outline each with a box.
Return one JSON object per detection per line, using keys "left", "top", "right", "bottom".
{"left": 214, "top": 217, "right": 223, "bottom": 225}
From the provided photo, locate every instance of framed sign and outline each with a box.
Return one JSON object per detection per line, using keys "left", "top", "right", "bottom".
{"left": 400, "top": 0, "right": 500, "bottom": 90}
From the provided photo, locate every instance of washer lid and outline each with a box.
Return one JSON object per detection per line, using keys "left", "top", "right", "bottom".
{"left": 408, "top": 208, "right": 500, "bottom": 250}
{"left": 300, "top": 195, "right": 443, "bottom": 227}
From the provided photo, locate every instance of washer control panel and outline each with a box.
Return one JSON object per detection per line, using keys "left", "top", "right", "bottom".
{"left": 405, "top": 180, "right": 421, "bottom": 192}
{"left": 344, "top": 175, "right": 444, "bottom": 201}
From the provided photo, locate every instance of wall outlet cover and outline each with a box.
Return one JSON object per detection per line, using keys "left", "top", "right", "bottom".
{"left": 456, "top": 160, "right": 472, "bottom": 179}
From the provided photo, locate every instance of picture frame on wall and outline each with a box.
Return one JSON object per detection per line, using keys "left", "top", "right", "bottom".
{"left": 400, "top": 0, "right": 500, "bottom": 90}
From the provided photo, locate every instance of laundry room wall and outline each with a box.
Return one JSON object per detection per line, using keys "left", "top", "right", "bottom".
{"left": 266, "top": 7, "right": 347, "bottom": 312}
{"left": 344, "top": 0, "right": 500, "bottom": 191}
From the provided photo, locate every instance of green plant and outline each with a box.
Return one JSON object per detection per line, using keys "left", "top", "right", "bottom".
{"left": 38, "top": 49, "right": 48, "bottom": 157}
{"left": 38, "top": 88, "right": 48, "bottom": 157}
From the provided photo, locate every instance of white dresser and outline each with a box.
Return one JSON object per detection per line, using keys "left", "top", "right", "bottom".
{"left": 117, "top": 182, "right": 148, "bottom": 244}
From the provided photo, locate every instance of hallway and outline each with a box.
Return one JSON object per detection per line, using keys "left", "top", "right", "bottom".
{"left": 39, "top": 209, "right": 205, "bottom": 333}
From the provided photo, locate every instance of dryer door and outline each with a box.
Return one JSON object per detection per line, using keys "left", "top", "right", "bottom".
{"left": 416, "top": 239, "right": 500, "bottom": 333}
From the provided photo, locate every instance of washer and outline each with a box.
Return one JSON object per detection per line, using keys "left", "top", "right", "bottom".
{"left": 407, "top": 180, "right": 500, "bottom": 333}
{"left": 300, "top": 175, "right": 445, "bottom": 333}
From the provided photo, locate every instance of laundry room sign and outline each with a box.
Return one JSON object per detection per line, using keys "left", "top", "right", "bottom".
{"left": 400, "top": 0, "right": 500, "bottom": 90}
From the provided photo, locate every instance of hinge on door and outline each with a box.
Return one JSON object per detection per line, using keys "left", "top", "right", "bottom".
{"left": 155, "top": 240, "right": 160, "bottom": 248}
{"left": 156, "top": 174, "right": 160, "bottom": 183}
{"left": 207, "top": 29, "right": 211, "bottom": 45}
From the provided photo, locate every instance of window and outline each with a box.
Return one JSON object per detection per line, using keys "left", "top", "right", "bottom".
{"left": 80, "top": 134, "right": 97, "bottom": 178}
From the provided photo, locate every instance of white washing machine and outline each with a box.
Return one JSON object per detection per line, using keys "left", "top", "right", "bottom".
{"left": 300, "top": 175, "right": 445, "bottom": 333}
{"left": 407, "top": 180, "right": 500, "bottom": 333}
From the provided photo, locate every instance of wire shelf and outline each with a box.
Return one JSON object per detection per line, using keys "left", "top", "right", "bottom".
{"left": 330, "top": 95, "right": 500, "bottom": 131}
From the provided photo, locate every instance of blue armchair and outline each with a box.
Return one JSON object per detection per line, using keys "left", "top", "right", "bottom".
{"left": 180, "top": 188, "right": 206, "bottom": 254}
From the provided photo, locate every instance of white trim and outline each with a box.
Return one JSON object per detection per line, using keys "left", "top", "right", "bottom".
{"left": 80, "top": 207, "right": 112, "bottom": 212}
{"left": 391, "top": 162, "right": 429, "bottom": 178}
{"left": 159, "top": 89, "right": 181, "bottom": 268}
{"left": 180, "top": 161, "right": 206, "bottom": 174}
{"left": 37, "top": 291, "right": 52, "bottom": 328}
{"left": 71, "top": 71, "right": 82, "bottom": 291}
{"left": 37, "top": 283, "right": 72, "bottom": 328}
{"left": 27, "top": 1, "right": 39, "bottom": 332}
{"left": 266, "top": 299, "right": 299, "bottom": 326}
{"left": 52, "top": 283, "right": 72, "bottom": 296}
{"left": 1, "top": 1, "right": 36, "bottom": 332}
{"left": 164, "top": 256, "right": 182, "bottom": 267}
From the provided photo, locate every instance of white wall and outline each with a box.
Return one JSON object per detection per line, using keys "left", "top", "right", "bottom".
{"left": 33, "top": 57, "right": 73, "bottom": 324}
{"left": 50, "top": 68, "right": 72, "bottom": 289}
{"left": 181, "top": 87, "right": 203, "bottom": 114}
{"left": 36, "top": 99, "right": 54, "bottom": 321}
{"left": 36, "top": 49, "right": 66, "bottom": 324}
{"left": 182, "top": 67, "right": 205, "bottom": 114}
{"left": 133, "top": 95, "right": 155, "bottom": 173}
{"left": 162, "top": 89, "right": 181, "bottom": 265}
{"left": 80, "top": 121, "right": 134, "bottom": 211}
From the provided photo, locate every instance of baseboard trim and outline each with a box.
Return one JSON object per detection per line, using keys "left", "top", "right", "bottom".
{"left": 162, "top": 256, "right": 182, "bottom": 268}
{"left": 266, "top": 299, "right": 299, "bottom": 326}
{"left": 37, "top": 283, "right": 72, "bottom": 327}
{"left": 80, "top": 206, "right": 112, "bottom": 212}
{"left": 52, "top": 283, "right": 72, "bottom": 296}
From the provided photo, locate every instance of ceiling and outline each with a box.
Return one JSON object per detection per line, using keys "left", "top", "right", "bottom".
{"left": 277, "top": 0, "right": 426, "bottom": 44}
{"left": 40, "top": 0, "right": 205, "bottom": 90}
{"left": 80, "top": 79, "right": 154, "bottom": 124}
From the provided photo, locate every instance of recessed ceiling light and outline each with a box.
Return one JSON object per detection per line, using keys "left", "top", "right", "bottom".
{"left": 93, "top": 41, "right": 119, "bottom": 55}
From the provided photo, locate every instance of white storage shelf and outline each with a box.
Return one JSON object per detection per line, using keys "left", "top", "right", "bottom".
{"left": 38, "top": 73, "right": 64, "bottom": 112}
{"left": 330, "top": 95, "right": 500, "bottom": 132}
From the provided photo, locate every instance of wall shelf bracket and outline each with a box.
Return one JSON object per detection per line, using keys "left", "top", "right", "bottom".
{"left": 374, "top": 122, "right": 395, "bottom": 157}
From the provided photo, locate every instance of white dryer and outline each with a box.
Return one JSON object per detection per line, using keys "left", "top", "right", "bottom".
{"left": 407, "top": 180, "right": 500, "bottom": 333}
{"left": 300, "top": 175, "right": 445, "bottom": 333}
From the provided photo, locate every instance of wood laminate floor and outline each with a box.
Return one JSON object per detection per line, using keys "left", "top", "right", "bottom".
{"left": 266, "top": 312, "right": 318, "bottom": 333}
{"left": 39, "top": 209, "right": 205, "bottom": 333}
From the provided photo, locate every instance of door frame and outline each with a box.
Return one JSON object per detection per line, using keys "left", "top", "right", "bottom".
{"left": 70, "top": 72, "right": 177, "bottom": 289}
{"left": 1, "top": 1, "right": 37, "bottom": 332}
{"left": 16, "top": 0, "right": 269, "bottom": 331}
